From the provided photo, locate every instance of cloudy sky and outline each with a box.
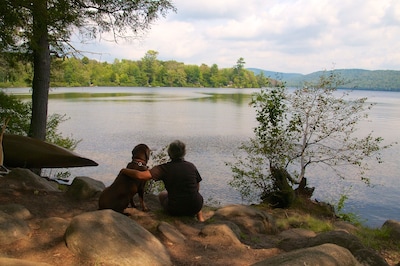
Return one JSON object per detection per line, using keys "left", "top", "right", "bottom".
{"left": 73, "top": 0, "right": 400, "bottom": 74}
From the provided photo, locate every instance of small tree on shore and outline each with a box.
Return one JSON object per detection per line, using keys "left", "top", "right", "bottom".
{"left": 228, "top": 71, "right": 393, "bottom": 207}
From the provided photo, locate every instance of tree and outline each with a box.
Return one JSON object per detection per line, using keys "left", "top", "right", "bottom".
{"left": 228, "top": 71, "right": 393, "bottom": 207}
{"left": 0, "top": 0, "right": 176, "bottom": 140}
{"left": 0, "top": 91, "right": 78, "bottom": 150}
{"left": 232, "top": 57, "right": 246, "bottom": 88}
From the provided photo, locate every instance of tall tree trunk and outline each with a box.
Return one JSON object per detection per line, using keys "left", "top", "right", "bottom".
{"left": 29, "top": 0, "right": 50, "bottom": 141}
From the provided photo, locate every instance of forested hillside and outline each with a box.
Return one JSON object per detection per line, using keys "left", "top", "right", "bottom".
{"left": 249, "top": 68, "right": 400, "bottom": 91}
{"left": 1, "top": 52, "right": 398, "bottom": 90}
{"left": 0, "top": 52, "right": 269, "bottom": 89}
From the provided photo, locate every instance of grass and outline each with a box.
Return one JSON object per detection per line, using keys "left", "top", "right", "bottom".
{"left": 262, "top": 195, "right": 400, "bottom": 264}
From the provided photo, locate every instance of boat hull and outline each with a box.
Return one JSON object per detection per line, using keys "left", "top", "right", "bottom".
{"left": 2, "top": 134, "right": 98, "bottom": 168}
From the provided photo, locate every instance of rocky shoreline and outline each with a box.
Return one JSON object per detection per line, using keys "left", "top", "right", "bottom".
{"left": 0, "top": 168, "right": 399, "bottom": 265}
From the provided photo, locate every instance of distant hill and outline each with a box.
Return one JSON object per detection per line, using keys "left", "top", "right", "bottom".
{"left": 248, "top": 68, "right": 400, "bottom": 91}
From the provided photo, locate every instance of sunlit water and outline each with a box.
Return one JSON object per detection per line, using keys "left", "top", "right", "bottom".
{"left": 4, "top": 87, "right": 400, "bottom": 227}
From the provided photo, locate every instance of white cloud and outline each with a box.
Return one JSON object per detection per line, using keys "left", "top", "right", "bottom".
{"left": 73, "top": 0, "right": 400, "bottom": 74}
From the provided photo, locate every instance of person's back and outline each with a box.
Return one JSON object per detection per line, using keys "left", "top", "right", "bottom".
{"left": 151, "top": 158, "right": 203, "bottom": 216}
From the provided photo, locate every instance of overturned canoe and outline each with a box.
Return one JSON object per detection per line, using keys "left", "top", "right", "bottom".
{"left": 2, "top": 134, "right": 98, "bottom": 168}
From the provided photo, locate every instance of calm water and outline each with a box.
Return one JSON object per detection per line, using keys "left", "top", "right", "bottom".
{"left": 4, "top": 87, "right": 400, "bottom": 227}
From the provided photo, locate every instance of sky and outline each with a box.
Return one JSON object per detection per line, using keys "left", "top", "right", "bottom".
{"left": 72, "top": 0, "right": 400, "bottom": 74}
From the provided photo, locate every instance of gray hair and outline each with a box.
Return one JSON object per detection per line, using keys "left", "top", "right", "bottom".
{"left": 167, "top": 140, "right": 186, "bottom": 160}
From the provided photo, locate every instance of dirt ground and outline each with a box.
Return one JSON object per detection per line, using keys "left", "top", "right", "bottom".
{"left": 0, "top": 188, "right": 283, "bottom": 266}
{"left": 0, "top": 181, "right": 399, "bottom": 266}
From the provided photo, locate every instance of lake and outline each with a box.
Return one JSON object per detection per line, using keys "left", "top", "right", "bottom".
{"left": 4, "top": 86, "right": 400, "bottom": 228}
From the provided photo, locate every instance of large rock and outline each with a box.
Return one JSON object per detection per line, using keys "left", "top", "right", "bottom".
{"left": 214, "top": 204, "right": 276, "bottom": 234}
{"left": 64, "top": 209, "right": 171, "bottom": 266}
{"left": 0, "top": 168, "right": 59, "bottom": 191}
{"left": 278, "top": 229, "right": 389, "bottom": 266}
{"left": 0, "top": 204, "right": 32, "bottom": 220}
{"left": 158, "top": 221, "right": 187, "bottom": 244}
{"left": 382, "top": 219, "right": 400, "bottom": 240}
{"left": 200, "top": 223, "right": 242, "bottom": 246}
{"left": 278, "top": 228, "right": 316, "bottom": 240}
{"left": 66, "top": 176, "right": 105, "bottom": 200}
{"left": 0, "top": 210, "right": 30, "bottom": 245}
{"left": 252, "top": 243, "right": 360, "bottom": 266}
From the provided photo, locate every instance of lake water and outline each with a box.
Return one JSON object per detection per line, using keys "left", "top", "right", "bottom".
{"left": 4, "top": 87, "right": 400, "bottom": 228}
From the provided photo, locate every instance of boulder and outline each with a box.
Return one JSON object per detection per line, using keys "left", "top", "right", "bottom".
{"left": 66, "top": 176, "right": 105, "bottom": 200}
{"left": 252, "top": 243, "right": 360, "bottom": 266}
{"left": 278, "top": 228, "right": 316, "bottom": 240}
{"left": 158, "top": 221, "right": 187, "bottom": 244}
{"left": 64, "top": 209, "right": 171, "bottom": 266}
{"left": 0, "top": 210, "right": 30, "bottom": 245}
{"left": 214, "top": 204, "right": 276, "bottom": 234}
{"left": 40, "top": 217, "right": 70, "bottom": 235}
{"left": 278, "top": 229, "right": 389, "bottom": 266}
{"left": 382, "top": 219, "right": 400, "bottom": 240}
{"left": 0, "top": 204, "right": 32, "bottom": 220}
{"left": 200, "top": 223, "right": 242, "bottom": 246}
{"left": 0, "top": 168, "right": 59, "bottom": 192}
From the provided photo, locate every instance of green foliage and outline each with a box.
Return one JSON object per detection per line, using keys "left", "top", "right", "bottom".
{"left": 0, "top": 53, "right": 271, "bottom": 89}
{"left": 275, "top": 213, "right": 333, "bottom": 232}
{"left": 295, "top": 69, "right": 400, "bottom": 91}
{"left": 356, "top": 226, "right": 400, "bottom": 253}
{"left": 0, "top": 91, "right": 79, "bottom": 149}
{"left": 144, "top": 145, "right": 169, "bottom": 195}
{"left": 45, "top": 113, "right": 80, "bottom": 150}
{"left": 228, "top": 71, "right": 393, "bottom": 204}
{"left": 251, "top": 68, "right": 400, "bottom": 91}
{"left": 0, "top": 91, "right": 31, "bottom": 134}
{"left": 335, "top": 192, "right": 363, "bottom": 226}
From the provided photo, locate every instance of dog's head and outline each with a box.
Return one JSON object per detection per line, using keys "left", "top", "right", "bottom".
{"left": 131, "top": 143, "right": 151, "bottom": 163}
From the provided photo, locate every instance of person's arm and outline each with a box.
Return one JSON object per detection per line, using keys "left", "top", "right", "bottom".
{"left": 120, "top": 168, "right": 153, "bottom": 180}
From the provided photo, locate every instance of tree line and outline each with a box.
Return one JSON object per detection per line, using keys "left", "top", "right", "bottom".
{"left": 0, "top": 51, "right": 271, "bottom": 89}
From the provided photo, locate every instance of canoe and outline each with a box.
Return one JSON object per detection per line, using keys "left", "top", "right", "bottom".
{"left": 2, "top": 134, "right": 98, "bottom": 168}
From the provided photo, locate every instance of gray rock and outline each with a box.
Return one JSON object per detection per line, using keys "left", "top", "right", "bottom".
{"left": 158, "top": 221, "right": 187, "bottom": 244}
{"left": 252, "top": 243, "right": 361, "bottom": 266}
{"left": 278, "top": 229, "right": 388, "bottom": 266}
{"left": 66, "top": 176, "right": 105, "bottom": 200}
{"left": 0, "top": 204, "right": 32, "bottom": 220}
{"left": 334, "top": 221, "right": 360, "bottom": 234}
{"left": 200, "top": 223, "right": 242, "bottom": 246}
{"left": 39, "top": 217, "right": 69, "bottom": 235}
{"left": 278, "top": 228, "right": 316, "bottom": 240}
{"left": 214, "top": 204, "right": 276, "bottom": 234}
{"left": 64, "top": 209, "right": 171, "bottom": 266}
{"left": 0, "top": 210, "right": 30, "bottom": 245}
{"left": 0, "top": 168, "right": 59, "bottom": 191}
{"left": 382, "top": 219, "right": 400, "bottom": 240}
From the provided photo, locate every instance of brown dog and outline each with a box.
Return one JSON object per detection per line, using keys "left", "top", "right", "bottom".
{"left": 98, "top": 144, "right": 150, "bottom": 213}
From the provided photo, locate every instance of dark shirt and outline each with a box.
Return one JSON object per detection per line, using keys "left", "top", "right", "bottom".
{"left": 150, "top": 159, "right": 203, "bottom": 216}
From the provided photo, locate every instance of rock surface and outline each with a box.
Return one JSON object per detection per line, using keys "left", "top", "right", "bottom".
{"left": 214, "top": 204, "right": 277, "bottom": 234}
{"left": 383, "top": 220, "right": 400, "bottom": 240}
{"left": 0, "top": 169, "right": 397, "bottom": 266}
{"left": 252, "top": 243, "right": 360, "bottom": 266}
{"left": 64, "top": 209, "right": 172, "bottom": 266}
{"left": 0, "top": 210, "right": 30, "bottom": 245}
{"left": 66, "top": 175, "right": 105, "bottom": 200}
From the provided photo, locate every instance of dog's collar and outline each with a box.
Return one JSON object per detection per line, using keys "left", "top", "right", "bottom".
{"left": 133, "top": 159, "right": 147, "bottom": 167}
